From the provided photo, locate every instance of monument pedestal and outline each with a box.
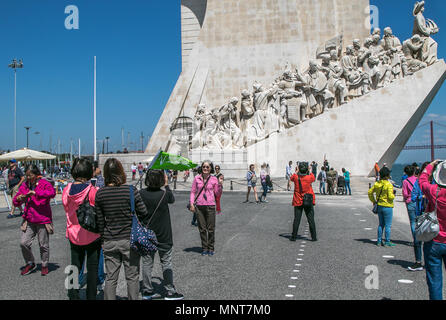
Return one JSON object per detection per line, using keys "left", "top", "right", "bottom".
{"left": 190, "top": 149, "right": 248, "bottom": 178}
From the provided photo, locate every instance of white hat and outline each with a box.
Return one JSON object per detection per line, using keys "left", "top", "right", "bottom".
{"left": 433, "top": 161, "right": 446, "bottom": 188}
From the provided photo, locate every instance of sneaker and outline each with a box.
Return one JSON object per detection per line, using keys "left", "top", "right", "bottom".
{"left": 290, "top": 237, "right": 297, "bottom": 242}
{"left": 383, "top": 241, "right": 396, "bottom": 247}
{"left": 263, "top": 199, "right": 269, "bottom": 203}
{"left": 376, "top": 241, "right": 382, "bottom": 247}
{"left": 201, "top": 250, "right": 208, "bottom": 256}
{"left": 97, "top": 283, "right": 104, "bottom": 291}
{"left": 165, "top": 292, "right": 184, "bottom": 300}
{"left": 21, "top": 263, "right": 36, "bottom": 276}
{"left": 142, "top": 292, "right": 163, "bottom": 300}
{"left": 216, "top": 211, "right": 222, "bottom": 215}
{"left": 41, "top": 266, "right": 49, "bottom": 276}
{"left": 408, "top": 262, "right": 423, "bottom": 271}
{"left": 243, "top": 200, "right": 249, "bottom": 203}
{"left": 208, "top": 251, "right": 214, "bottom": 256}
{"left": 7, "top": 214, "right": 15, "bottom": 219}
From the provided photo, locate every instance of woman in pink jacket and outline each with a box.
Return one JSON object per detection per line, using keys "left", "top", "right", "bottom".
{"left": 13, "top": 165, "right": 56, "bottom": 276}
{"left": 62, "top": 158, "right": 100, "bottom": 300}
{"left": 419, "top": 160, "right": 446, "bottom": 300}
{"left": 189, "top": 161, "right": 223, "bottom": 256}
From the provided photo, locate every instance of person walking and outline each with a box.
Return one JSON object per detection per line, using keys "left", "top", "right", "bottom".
{"left": 259, "top": 163, "right": 269, "bottom": 203}
{"left": 374, "top": 162, "right": 380, "bottom": 181}
{"left": 419, "top": 160, "right": 446, "bottom": 300}
{"left": 95, "top": 158, "right": 149, "bottom": 300}
{"left": 139, "top": 170, "right": 184, "bottom": 300}
{"left": 290, "top": 162, "right": 317, "bottom": 242}
{"left": 326, "top": 168, "right": 336, "bottom": 195}
{"left": 7, "top": 159, "right": 25, "bottom": 219}
{"left": 14, "top": 164, "right": 56, "bottom": 276}
{"left": 311, "top": 161, "right": 318, "bottom": 177}
{"left": 368, "top": 167, "right": 396, "bottom": 247}
{"left": 189, "top": 161, "right": 223, "bottom": 256}
{"left": 286, "top": 161, "right": 293, "bottom": 191}
{"left": 131, "top": 162, "right": 137, "bottom": 181}
{"left": 342, "top": 168, "right": 352, "bottom": 195}
{"left": 62, "top": 158, "right": 102, "bottom": 300}
{"left": 214, "top": 165, "right": 223, "bottom": 214}
{"left": 266, "top": 164, "right": 273, "bottom": 192}
{"left": 245, "top": 164, "right": 259, "bottom": 203}
{"left": 317, "top": 167, "right": 327, "bottom": 195}
{"left": 138, "top": 162, "right": 144, "bottom": 179}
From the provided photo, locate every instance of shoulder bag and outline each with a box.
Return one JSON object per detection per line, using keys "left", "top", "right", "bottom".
{"left": 372, "top": 184, "right": 385, "bottom": 214}
{"left": 76, "top": 187, "right": 99, "bottom": 233}
{"left": 130, "top": 186, "right": 164, "bottom": 256}
{"left": 415, "top": 187, "right": 440, "bottom": 242}
{"left": 187, "top": 175, "right": 210, "bottom": 211}
{"left": 298, "top": 175, "right": 314, "bottom": 208}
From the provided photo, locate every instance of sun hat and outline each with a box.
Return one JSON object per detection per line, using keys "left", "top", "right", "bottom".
{"left": 433, "top": 161, "right": 446, "bottom": 188}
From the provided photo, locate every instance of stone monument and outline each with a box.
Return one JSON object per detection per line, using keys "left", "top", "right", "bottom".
{"left": 147, "top": 0, "right": 446, "bottom": 178}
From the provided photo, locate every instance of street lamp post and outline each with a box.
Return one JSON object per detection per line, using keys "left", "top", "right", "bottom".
{"left": 105, "top": 137, "right": 110, "bottom": 154}
{"left": 24, "top": 127, "right": 31, "bottom": 148}
{"left": 8, "top": 59, "right": 23, "bottom": 150}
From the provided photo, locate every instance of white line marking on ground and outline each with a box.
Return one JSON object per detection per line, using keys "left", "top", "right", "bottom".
{"left": 293, "top": 270, "right": 300, "bottom": 272}
{"left": 360, "top": 220, "right": 367, "bottom": 222}
{"left": 288, "top": 285, "right": 296, "bottom": 288}
{"left": 398, "top": 279, "right": 414, "bottom": 284}
{"left": 299, "top": 249, "right": 305, "bottom": 252}
{"left": 297, "top": 258, "right": 303, "bottom": 261}
{"left": 285, "top": 294, "right": 294, "bottom": 298}
{"left": 382, "top": 255, "right": 395, "bottom": 259}
{"left": 298, "top": 253, "right": 304, "bottom": 256}
{"left": 291, "top": 277, "right": 298, "bottom": 280}
{"left": 364, "top": 228, "right": 373, "bottom": 230}
{"left": 295, "top": 264, "right": 301, "bottom": 266}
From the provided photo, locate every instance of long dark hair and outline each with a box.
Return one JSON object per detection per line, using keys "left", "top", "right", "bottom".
{"left": 25, "top": 164, "right": 41, "bottom": 176}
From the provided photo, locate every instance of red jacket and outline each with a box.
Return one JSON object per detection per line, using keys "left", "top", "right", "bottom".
{"left": 290, "top": 173, "right": 316, "bottom": 207}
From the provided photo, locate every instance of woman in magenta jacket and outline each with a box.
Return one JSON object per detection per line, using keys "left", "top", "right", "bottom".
{"left": 189, "top": 161, "right": 223, "bottom": 256}
{"left": 13, "top": 165, "right": 56, "bottom": 276}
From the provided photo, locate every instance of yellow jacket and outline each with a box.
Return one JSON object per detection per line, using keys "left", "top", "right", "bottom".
{"left": 368, "top": 179, "right": 395, "bottom": 208}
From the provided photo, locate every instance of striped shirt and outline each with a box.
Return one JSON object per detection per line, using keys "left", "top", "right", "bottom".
{"left": 95, "top": 185, "right": 148, "bottom": 242}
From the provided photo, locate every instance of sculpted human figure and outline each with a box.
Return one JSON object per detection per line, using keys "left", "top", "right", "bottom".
{"left": 296, "top": 60, "right": 334, "bottom": 117}
{"left": 218, "top": 97, "right": 243, "bottom": 149}
{"left": 382, "top": 27, "right": 404, "bottom": 81}
{"left": 413, "top": 0, "right": 439, "bottom": 66}
{"left": 402, "top": 34, "right": 428, "bottom": 73}
{"left": 278, "top": 70, "right": 307, "bottom": 124}
{"left": 352, "top": 39, "right": 362, "bottom": 57}
{"left": 321, "top": 51, "right": 348, "bottom": 106}
{"left": 249, "top": 82, "right": 279, "bottom": 140}
{"left": 191, "top": 104, "right": 208, "bottom": 149}
{"left": 342, "top": 45, "right": 370, "bottom": 97}
{"left": 370, "top": 34, "right": 392, "bottom": 87}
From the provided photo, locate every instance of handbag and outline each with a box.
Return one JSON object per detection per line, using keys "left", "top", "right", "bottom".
{"left": 130, "top": 186, "right": 163, "bottom": 256}
{"left": 372, "top": 186, "right": 384, "bottom": 214}
{"left": 76, "top": 187, "right": 99, "bottom": 233}
{"left": 415, "top": 188, "right": 440, "bottom": 242}
{"left": 187, "top": 175, "right": 210, "bottom": 211}
{"left": 298, "top": 175, "right": 313, "bottom": 208}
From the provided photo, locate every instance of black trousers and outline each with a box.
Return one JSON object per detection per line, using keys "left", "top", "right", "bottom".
{"left": 195, "top": 205, "right": 216, "bottom": 251}
{"left": 68, "top": 238, "right": 101, "bottom": 300}
{"left": 292, "top": 205, "right": 317, "bottom": 240}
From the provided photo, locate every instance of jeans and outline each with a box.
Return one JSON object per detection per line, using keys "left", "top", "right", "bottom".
{"left": 344, "top": 180, "right": 351, "bottom": 195}
{"left": 292, "top": 205, "right": 317, "bottom": 240}
{"left": 68, "top": 239, "right": 101, "bottom": 300}
{"left": 261, "top": 182, "right": 268, "bottom": 199}
{"left": 141, "top": 247, "right": 176, "bottom": 296}
{"left": 319, "top": 182, "right": 326, "bottom": 194}
{"left": 423, "top": 241, "right": 446, "bottom": 300}
{"left": 377, "top": 206, "right": 393, "bottom": 243}
{"left": 79, "top": 248, "right": 105, "bottom": 286}
{"left": 406, "top": 202, "right": 422, "bottom": 262}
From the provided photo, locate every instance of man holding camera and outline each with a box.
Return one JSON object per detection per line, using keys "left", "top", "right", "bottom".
{"left": 290, "top": 162, "right": 317, "bottom": 242}
{"left": 7, "top": 159, "right": 25, "bottom": 219}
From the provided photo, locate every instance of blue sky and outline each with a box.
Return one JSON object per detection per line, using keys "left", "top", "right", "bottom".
{"left": 0, "top": 0, "right": 445, "bottom": 164}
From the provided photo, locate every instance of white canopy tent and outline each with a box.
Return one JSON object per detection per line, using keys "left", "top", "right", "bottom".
{"left": 0, "top": 148, "right": 56, "bottom": 161}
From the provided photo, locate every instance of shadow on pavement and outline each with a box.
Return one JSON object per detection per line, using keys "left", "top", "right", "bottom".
{"left": 355, "top": 238, "right": 412, "bottom": 247}
{"left": 183, "top": 247, "right": 203, "bottom": 254}
{"left": 279, "top": 233, "right": 306, "bottom": 240}
{"left": 386, "top": 259, "right": 413, "bottom": 269}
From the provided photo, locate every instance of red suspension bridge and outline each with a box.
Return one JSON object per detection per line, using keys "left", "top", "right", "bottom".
{"left": 403, "top": 120, "right": 446, "bottom": 161}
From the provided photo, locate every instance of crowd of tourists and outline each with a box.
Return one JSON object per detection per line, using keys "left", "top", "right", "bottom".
{"left": 368, "top": 160, "right": 446, "bottom": 300}
{"left": 6, "top": 154, "right": 446, "bottom": 301}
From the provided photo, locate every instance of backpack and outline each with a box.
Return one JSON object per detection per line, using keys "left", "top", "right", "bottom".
{"left": 317, "top": 172, "right": 322, "bottom": 181}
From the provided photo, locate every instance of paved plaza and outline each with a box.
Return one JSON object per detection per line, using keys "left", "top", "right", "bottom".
{"left": 0, "top": 177, "right": 437, "bottom": 300}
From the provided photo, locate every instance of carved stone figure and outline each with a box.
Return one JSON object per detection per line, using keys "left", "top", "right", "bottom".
{"left": 382, "top": 27, "right": 404, "bottom": 81}
{"left": 249, "top": 82, "right": 279, "bottom": 140}
{"left": 297, "top": 60, "right": 334, "bottom": 117}
{"left": 370, "top": 34, "right": 392, "bottom": 87}
{"left": 403, "top": 34, "right": 428, "bottom": 73}
{"left": 342, "top": 45, "right": 370, "bottom": 98}
{"left": 321, "top": 50, "right": 348, "bottom": 105}
{"left": 278, "top": 71, "right": 307, "bottom": 124}
{"left": 218, "top": 97, "right": 243, "bottom": 149}
{"left": 413, "top": 1, "right": 439, "bottom": 66}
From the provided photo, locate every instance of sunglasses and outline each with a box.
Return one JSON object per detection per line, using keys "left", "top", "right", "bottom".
{"left": 202, "top": 166, "right": 210, "bottom": 169}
